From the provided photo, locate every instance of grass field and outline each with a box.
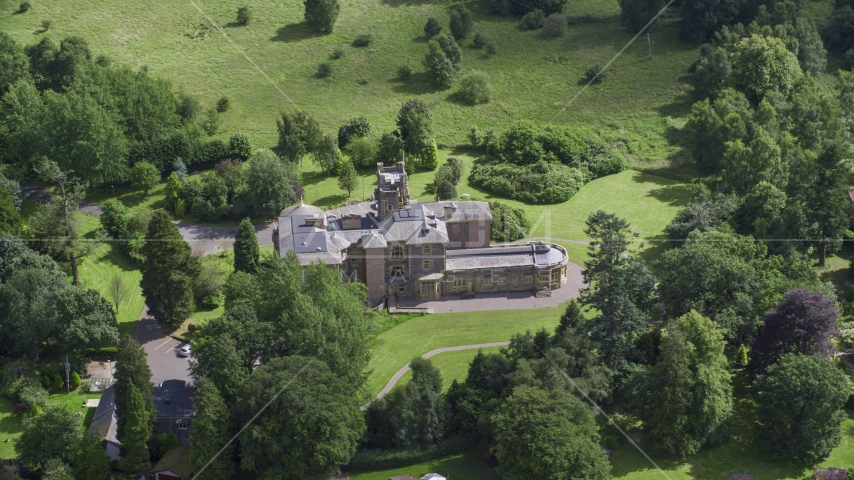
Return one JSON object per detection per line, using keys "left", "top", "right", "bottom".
{"left": 392, "top": 346, "right": 504, "bottom": 393}
{"left": 0, "top": 0, "right": 702, "bottom": 175}
{"left": 0, "top": 388, "right": 102, "bottom": 460}
{"left": 349, "top": 449, "right": 499, "bottom": 480}
{"left": 367, "top": 304, "right": 566, "bottom": 396}
{"left": 75, "top": 213, "right": 146, "bottom": 338}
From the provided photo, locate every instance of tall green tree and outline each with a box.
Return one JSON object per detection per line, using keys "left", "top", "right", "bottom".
{"left": 243, "top": 149, "right": 298, "bottom": 217}
{"left": 15, "top": 407, "right": 82, "bottom": 469}
{"left": 679, "top": 0, "right": 743, "bottom": 43}
{"left": 131, "top": 161, "right": 160, "bottom": 195}
{"left": 312, "top": 134, "right": 341, "bottom": 176}
{"left": 31, "top": 160, "right": 106, "bottom": 285}
{"left": 190, "top": 378, "right": 235, "bottom": 480}
{"left": 337, "top": 160, "right": 358, "bottom": 197}
{"left": 233, "top": 218, "right": 259, "bottom": 274}
{"left": 70, "top": 438, "right": 111, "bottom": 480}
{"left": 578, "top": 211, "right": 658, "bottom": 376}
{"left": 755, "top": 354, "right": 848, "bottom": 459}
{"left": 304, "top": 0, "right": 339, "bottom": 33}
{"left": 808, "top": 141, "right": 850, "bottom": 266}
{"left": 491, "top": 386, "right": 611, "bottom": 479}
{"left": 624, "top": 311, "right": 732, "bottom": 456}
{"left": 448, "top": 5, "right": 473, "bottom": 40}
{"left": 731, "top": 35, "right": 803, "bottom": 104}
{"left": 424, "top": 40, "right": 456, "bottom": 90}
{"left": 114, "top": 336, "right": 156, "bottom": 440}
{"left": 0, "top": 188, "right": 20, "bottom": 235}
{"left": 238, "top": 356, "right": 364, "bottom": 478}
{"left": 140, "top": 210, "right": 200, "bottom": 328}
{"left": 0, "top": 32, "right": 30, "bottom": 94}
{"left": 117, "top": 381, "right": 152, "bottom": 472}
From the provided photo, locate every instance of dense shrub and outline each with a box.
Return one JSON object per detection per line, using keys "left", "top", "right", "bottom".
{"left": 486, "top": 43, "right": 497, "bottom": 55}
{"left": 216, "top": 96, "right": 230, "bottom": 113}
{"left": 69, "top": 372, "right": 81, "bottom": 390}
{"left": 424, "top": 40, "right": 456, "bottom": 89}
{"left": 490, "top": 201, "right": 532, "bottom": 241}
{"left": 437, "top": 180, "right": 457, "bottom": 200}
{"left": 352, "top": 34, "right": 373, "bottom": 47}
{"left": 520, "top": 9, "right": 546, "bottom": 29}
{"left": 543, "top": 13, "right": 568, "bottom": 37}
{"left": 585, "top": 65, "right": 606, "bottom": 82}
{"left": 449, "top": 5, "right": 474, "bottom": 40}
{"left": 131, "top": 161, "right": 160, "bottom": 194}
{"left": 202, "top": 107, "right": 222, "bottom": 134}
{"left": 317, "top": 62, "right": 333, "bottom": 78}
{"left": 331, "top": 47, "right": 344, "bottom": 59}
{"left": 397, "top": 66, "right": 412, "bottom": 80}
{"left": 100, "top": 198, "right": 132, "bottom": 238}
{"left": 236, "top": 6, "right": 251, "bottom": 26}
{"left": 176, "top": 91, "right": 201, "bottom": 121}
{"left": 19, "top": 2, "right": 30, "bottom": 12}
{"left": 304, "top": 0, "right": 339, "bottom": 33}
{"left": 228, "top": 133, "right": 252, "bottom": 159}
{"left": 457, "top": 72, "right": 492, "bottom": 105}
{"left": 470, "top": 161, "right": 587, "bottom": 204}
{"left": 424, "top": 17, "right": 442, "bottom": 37}
{"left": 468, "top": 126, "right": 482, "bottom": 147}
{"left": 345, "top": 137, "right": 378, "bottom": 167}
{"left": 472, "top": 32, "right": 489, "bottom": 49}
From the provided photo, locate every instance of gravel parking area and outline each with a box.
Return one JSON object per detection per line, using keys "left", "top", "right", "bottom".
{"left": 133, "top": 309, "right": 192, "bottom": 385}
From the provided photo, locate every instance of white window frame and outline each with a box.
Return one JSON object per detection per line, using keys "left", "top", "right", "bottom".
{"left": 422, "top": 259, "right": 433, "bottom": 270}
{"left": 391, "top": 244, "right": 404, "bottom": 260}
{"left": 423, "top": 244, "right": 432, "bottom": 255}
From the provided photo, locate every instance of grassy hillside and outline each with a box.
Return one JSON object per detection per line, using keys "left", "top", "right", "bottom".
{"left": 0, "top": 0, "right": 700, "bottom": 173}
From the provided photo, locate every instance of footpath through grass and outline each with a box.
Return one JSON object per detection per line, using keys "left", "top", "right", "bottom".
{"left": 367, "top": 305, "right": 566, "bottom": 396}
{"left": 392, "top": 346, "right": 504, "bottom": 393}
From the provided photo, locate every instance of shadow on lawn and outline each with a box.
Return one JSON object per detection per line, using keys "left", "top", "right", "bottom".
{"left": 271, "top": 23, "right": 324, "bottom": 43}
{"left": 630, "top": 172, "right": 691, "bottom": 207}
{"left": 390, "top": 72, "right": 438, "bottom": 96}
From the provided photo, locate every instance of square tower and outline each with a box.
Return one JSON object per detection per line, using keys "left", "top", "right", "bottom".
{"left": 376, "top": 161, "right": 409, "bottom": 220}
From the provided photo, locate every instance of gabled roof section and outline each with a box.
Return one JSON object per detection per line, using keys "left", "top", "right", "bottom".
{"left": 152, "top": 445, "right": 193, "bottom": 478}
{"left": 379, "top": 204, "right": 449, "bottom": 245}
{"left": 153, "top": 380, "right": 196, "bottom": 418}
{"left": 87, "top": 385, "right": 120, "bottom": 446}
{"left": 421, "top": 201, "right": 492, "bottom": 222}
{"left": 362, "top": 232, "right": 388, "bottom": 249}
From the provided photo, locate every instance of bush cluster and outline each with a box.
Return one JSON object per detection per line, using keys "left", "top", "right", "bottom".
{"left": 489, "top": 201, "right": 531, "bottom": 242}
{"left": 543, "top": 13, "right": 568, "bottom": 37}
{"left": 100, "top": 199, "right": 152, "bottom": 263}
{"left": 128, "top": 132, "right": 230, "bottom": 172}
{"left": 352, "top": 34, "right": 373, "bottom": 47}
{"left": 521, "top": 9, "right": 546, "bottom": 29}
{"left": 457, "top": 72, "right": 492, "bottom": 105}
{"left": 317, "top": 62, "right": 333, "bottom": 78}
{"left": 469, "top": 121, "right": 625, "bottom": 203}
{"left": 470, "top": 161, "right": 587, "bottom": 204}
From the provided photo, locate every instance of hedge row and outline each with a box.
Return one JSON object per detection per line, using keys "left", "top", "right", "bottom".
{"left": 128, "top": 132, "right": 229, "bottom": 172}
{"left": 346, "top": 435, "right": 477, "bottom": 472}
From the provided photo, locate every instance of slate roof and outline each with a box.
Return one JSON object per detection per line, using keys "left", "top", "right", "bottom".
{"left": 362, "top": 232, "right": 388, "bottom": 249}
{"left": 378, "top": 204, "right": 449, "bottom": 245}
{"left": 153, "top": 380, "right": 196, "bottom": 418}
{"left": 421, "top": 201, "right": 492, "bottom": 222}
{"left": 277, "top": 215, "right": 344, "bottom": 266}
{"left": 280, "top": 204, "right": 323, "bottom": 217}
{"left": 87, "top": 385, "right": 120, "bottom": 446}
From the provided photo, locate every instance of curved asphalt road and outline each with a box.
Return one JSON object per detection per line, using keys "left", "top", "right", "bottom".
{"left": 375, "top": 341, "right": 511, "bottom": 400}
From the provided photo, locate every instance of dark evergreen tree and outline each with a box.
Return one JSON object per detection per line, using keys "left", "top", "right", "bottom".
{"left": 749, "top": 288, "right": 838, "bottom": 375}
{"left": 140, "top": 210, "right": 200, "bottom": 328}
{"left": 448, "top": 5, "right": 474, "bottom": 40}
{"left": 233, "top": 218, "right": 259, "bottom": 274}
{"left": 71, "top": 438, "right": 111, "bottom": 480}
{"left": 424, "top": 17, "right": 442, "bottom": 37}
{"left": 619, "top": 0, "right": 665, "bottom": 33}
{"left": 114, "top": 336, "right": 156, "bottom": 441}
{"left": 424, "top": 40, "right": 456, "bottom": 90}
{"left": 117, "top": 381, "right": 152, "bottom": 473}
{"left": 679, "top": 0, "right": 745, "bottom": 43}
{"left": 190, "top": 378, "right": 235, "bottom": 480}
{"left": 434, "top": 34, "right": 462, "bottom": 71}
{"left": 578, "top": 211, "right": 658, "bottom": 376}
{"left": 808, "top": 142, "right": 850, "bottom": 266}
{"left": 0, "top": 188, "right": 20, "bottom": 235}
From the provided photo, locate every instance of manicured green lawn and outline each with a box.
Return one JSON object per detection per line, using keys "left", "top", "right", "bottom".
{"left": 367, "top": 305, "right": 566, "bottom": 396}
{"left": 349, "top": 449, "right": 499, "bottom": 480}
{"left": 75, "top": 213, "right": 146, "bottom": 338}
{"left": 0, "top": 0, "right": 700, "bottom": 173}
{"left": 393, "top": 346, "right": 504, "bottom": 393}
{"left": 0, "top": 389, "right": 102, "bottom": 460}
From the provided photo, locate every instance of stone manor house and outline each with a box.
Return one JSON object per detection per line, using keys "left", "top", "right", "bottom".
{"left": 273, "top": 161, "right": 569, "bottom": 305}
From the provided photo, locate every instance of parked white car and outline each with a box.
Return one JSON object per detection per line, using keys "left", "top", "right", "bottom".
{"left": 178, "top": 344, "right": 191, "bottom": 357}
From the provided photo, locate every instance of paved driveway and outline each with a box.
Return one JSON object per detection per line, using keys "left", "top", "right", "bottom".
{"left": 134, "top": 309, "right": 192, "bottom": 385}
